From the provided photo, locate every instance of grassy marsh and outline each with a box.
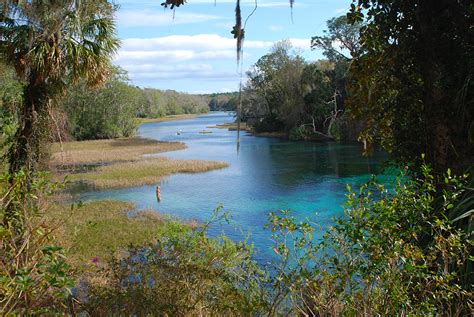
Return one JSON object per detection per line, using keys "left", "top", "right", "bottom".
{"left": 51, "top": 138, "right": 186, "bottom": 166}
{"left": 137, "top": 114, "right": 200, "bottom": 124}
{"left": 47, "top": 200, "right": 193, "bottom": 272}
{"left": 50, "top": 136, "right": 228, "bottom": 189}
{"left": 207, "top": 122, "right": 249, "bottom": 131}
{"left": 71, "top": 157, "right": 228, "bottom": 189}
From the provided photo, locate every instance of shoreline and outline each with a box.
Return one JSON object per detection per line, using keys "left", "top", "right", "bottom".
{"left": 49, "top": 117, "right": 229, "bottom": 275}
{"left": 137, "top": 113, "right": 201, "bottom": 124}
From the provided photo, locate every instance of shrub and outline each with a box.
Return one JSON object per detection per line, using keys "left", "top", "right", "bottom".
{"left": 268, "top": 165, "right": 473, "bottom": 315}
{"left": 0, "top": 172, "right": 72, "bottom": 315}
{"left": 85, "top": 207, "right": 270, "bottom": 315}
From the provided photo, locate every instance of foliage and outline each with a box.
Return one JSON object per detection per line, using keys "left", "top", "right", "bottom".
{"left": 139, "top": 88, "right": 209, "bottom": 118}
{"left": 63, "top": 68, "right": 140, "bottom": 140}
{"left": 207, "top": 92, "right": 239, "bottom": 111}
{"left": 243, "top": 17, "right": 361, "bottom": 140}
{"left": 85, "top": 207, "right": 269, "bottom": 316}
{"left": 346, "top": 0, "right": 474, "bottom": 172}
{"left": 0, "top": 62, "right": 22, "bottom": 161}
{"left": 243, "top": 41, "right": 335, "bottom": 138}
{"left": 268, "top": 166, "right": 473, "bottom": 315}
{"left": 311, "top": 15, "right": 361, "bottom": 62}
{"left": 0, "top": 0, "right": 119, "bottom": 174}
{"left": 0, "top": 171, "right": 72, "bottom": 315}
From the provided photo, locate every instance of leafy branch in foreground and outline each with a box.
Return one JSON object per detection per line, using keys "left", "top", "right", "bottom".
{"left": 85, "top": 205, "right": 270, "bottom": 315}
{"left": 0, "top": 172, "right": 72, "bottom": 315}
{"left": 268, "top": 166, "right": 473, "bottom": 315}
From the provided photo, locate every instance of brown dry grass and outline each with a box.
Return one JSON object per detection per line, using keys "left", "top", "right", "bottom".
{"left": 207, "top": 122, "right": 249, "bottom": 131}
{"left": 138, "top": 114, "right": 200, "bottom": 124}
{"left": 51, "top": 138, "right": 186, "bottom": 166}
{"left": 71, "top": 157, "right": 228, "bottom": 189}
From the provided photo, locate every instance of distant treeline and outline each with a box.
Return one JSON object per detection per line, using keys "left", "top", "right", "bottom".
{"left": 62, "top": 68, "right": 240, "bottom": 140}
{"left": 0, "top": 64, "right": 238, "bottom": 141}
{"left": 206, "top": 92, "right": 239, "bottom": 111}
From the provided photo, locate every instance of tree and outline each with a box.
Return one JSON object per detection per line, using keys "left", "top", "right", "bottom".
{"left": 311, "top": 15, "right": 361, "bottom": 62}
{"left": 346, "top": 0, "right": 474, "bottom": 172}
{"left": 63, "top": 68, "right": 140, "bottom": 140}
{"left": 244, "top": 41, "right": 306, "bottom": 132}
{"left": 0, "top": 0, "right": 119, "bottom": 175}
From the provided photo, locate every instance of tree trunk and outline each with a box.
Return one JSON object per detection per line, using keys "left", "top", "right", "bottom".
{"left": 417, "top": 0, "right": 451, "bottom": 172}
{"left": 8, "top": 76, "right": 48, "bottom": 176}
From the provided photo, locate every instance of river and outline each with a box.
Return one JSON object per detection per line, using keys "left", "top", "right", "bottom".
{"left": 81, "top": 112, "right": 391, "bottom": 263}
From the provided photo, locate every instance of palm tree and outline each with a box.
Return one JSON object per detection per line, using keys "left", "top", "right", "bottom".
{"left": 0, "top": 0, "right": 119, "bottom": 175}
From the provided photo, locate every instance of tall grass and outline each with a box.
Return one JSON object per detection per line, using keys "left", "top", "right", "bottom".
{"left": 71, "top": 157, "right": 228, "bottom": 189}
{"left": 46, "top": 200, "right": 173, "bottom": 272}
{"left": 50, "top": 138, "right": 186, "bottom": 166}
{"left": 137, "top": 114, "right": 199, "bottom": 124}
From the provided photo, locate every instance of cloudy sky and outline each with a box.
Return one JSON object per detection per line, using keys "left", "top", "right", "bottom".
{"left": 115, "top": 0, "right": 351, "bottom": 93}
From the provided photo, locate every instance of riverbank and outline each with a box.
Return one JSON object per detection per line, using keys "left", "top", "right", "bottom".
{"left": 208, "top": 122, "right": 287, "bottom": 138}
{"left": 137, "top": 114, "right": 200, "bottom": 124}
{"left": 51, "top": 138, "right": 228, "bottom": 189}
{"left": 48, "top": 134, "right": 226, "bottom": 272}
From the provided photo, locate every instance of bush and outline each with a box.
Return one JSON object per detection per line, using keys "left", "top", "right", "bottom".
{"left": 85, "top": 207, "right": 270, "bottom": 315}
{"left": 268, "top": 165, "right": 473, "bottom": 315}
{"left": 0, "top": 172, "right": 72, "bottom": 315}
{"left": 253, "top": 115, "right": 286, "bottom": 133}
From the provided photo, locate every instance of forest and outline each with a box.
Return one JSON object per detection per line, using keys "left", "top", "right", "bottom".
{"left": 0, "top": 0, "right": 473, "bottom": 315}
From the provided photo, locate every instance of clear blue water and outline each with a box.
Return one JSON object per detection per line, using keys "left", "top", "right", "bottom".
{"left": 80, "top": 112, "right": 391, "bottom": 264}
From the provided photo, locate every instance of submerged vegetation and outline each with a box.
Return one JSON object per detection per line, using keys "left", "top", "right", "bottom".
{"left": 1, "top": 0, "right": 473, "bottom": 315}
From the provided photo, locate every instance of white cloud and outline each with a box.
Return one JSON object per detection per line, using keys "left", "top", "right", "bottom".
{"left": 120, "top": 34, "right": 308, "bottom": 52}
{"left": 288, "top": 38, "right": 311, "bottom": 50}
{"left": 267, "top": 24, "right": 284, "bottom": 31}
{"left": 115, "top": 49, "right": 241, "bottom": 63}
{"left": 116, "top": 10, "right": 223, "bottom": 27}
{"left": 115, "top": 34, "right": 312, "bottom": 87}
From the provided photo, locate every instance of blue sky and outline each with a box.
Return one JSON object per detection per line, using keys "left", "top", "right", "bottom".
{"left": 114, "top": 0, "right": 351, "bottom": 93}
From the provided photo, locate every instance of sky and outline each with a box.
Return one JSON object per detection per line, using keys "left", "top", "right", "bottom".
{"left": 114, "top": 0, "right": 351, "bottom": 93}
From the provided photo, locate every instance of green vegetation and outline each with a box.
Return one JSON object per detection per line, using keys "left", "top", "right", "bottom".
{"left": 0, "top": 172, "right": 72, "bottom": 315}
{"left": 268, "top": 166, "right": 473, "bottom": 315}
{"left": 241, "top": 16, "right": 360, "bottom": 141}
{"left": 1, "top": 0, "right": 473, "bottom": 315}
{"left": 71, "top": 157, "right": 228, "bottom": 189}
{"left": 206, "top": 92, "right": 239, "bottom": 111}
{"left": 47, "top": 200, "right": 169, "bottom": 272}
{"left": 137, "top": 88, "right": 209, "bottom": 119}
{"left": 84, "top": 207, "right": 269, "bottom": 316}
{"left": 346, "top": 0, "right": 473, "bottom": 173}
{"left": 1, "top": 0, "right": 119, "bottom": 175}
{"left": 63, "top": 68, "right": 141, "bottom": 140}
{"left": 62, "top": 69, "right": 210, "bottom": 141}
{"left": 137, "top": 113, "right": 200, "bottom": 124}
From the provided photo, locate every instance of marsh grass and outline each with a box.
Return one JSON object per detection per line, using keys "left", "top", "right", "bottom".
{"left": 137, "top": 114, "right": 199, "bottom": 124}
{"left": 47, "top": 200, "right": 172, "bottom": 272}
{"left": 51, "top": 137, "right": 228, "bottom": 188}
{"left": 207, "top": 122, "right": 249, "bottom": 131}
{"left": 71, "top": 157, "right": 228, "bottom": 189}
{"left": 51, "top": 138, "right": 186, "bottom": 166}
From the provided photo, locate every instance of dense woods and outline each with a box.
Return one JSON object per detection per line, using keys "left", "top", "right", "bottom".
{"left": 1, "top": 0, "right": 473, "bottom": 315}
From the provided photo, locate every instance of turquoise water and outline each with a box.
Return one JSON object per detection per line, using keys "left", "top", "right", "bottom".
{"left": 81, "top": 112, "right": 390, "bottom": 263}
